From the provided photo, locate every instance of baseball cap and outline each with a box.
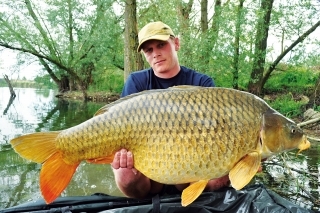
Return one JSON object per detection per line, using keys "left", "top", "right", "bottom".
{"left": 137, "top": 21, "right": 175, "bottom": 52}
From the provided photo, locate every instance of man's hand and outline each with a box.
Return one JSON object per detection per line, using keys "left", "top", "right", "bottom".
{"left": 111, "top": 149, "right": 137, "bottom": 174}
{"left": 205, "top": 175, "right": 230, "bottom": 191}
{"left": 111, "top": 148, "right": 157, "bottom": 198}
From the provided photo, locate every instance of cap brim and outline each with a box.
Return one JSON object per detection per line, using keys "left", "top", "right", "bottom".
{"left": 137, "top": 34, "right": 171, "bottom": 52}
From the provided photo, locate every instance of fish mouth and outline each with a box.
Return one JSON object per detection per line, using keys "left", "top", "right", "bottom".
{"left": 297, "top": 136, "right": 311, "bottom": 155}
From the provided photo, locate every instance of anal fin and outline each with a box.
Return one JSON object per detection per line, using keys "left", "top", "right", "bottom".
{"left": 86, "top": 155, "right": 114, "bottom": 164}
{"left": 229, "top": 152, "right": 261, "bottom": 190}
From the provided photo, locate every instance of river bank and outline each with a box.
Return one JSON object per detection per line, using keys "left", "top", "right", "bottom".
{"left": 56, "top": 91, "right": 120, "bottom": 103}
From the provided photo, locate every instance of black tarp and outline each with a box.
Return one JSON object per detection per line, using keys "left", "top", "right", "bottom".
{"left": 1, "top": 184, "right": 317, "bottom": 213}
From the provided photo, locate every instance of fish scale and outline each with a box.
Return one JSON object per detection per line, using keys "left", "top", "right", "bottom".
{"left": 10, "top": 86, "right": 311, "bottom": 206}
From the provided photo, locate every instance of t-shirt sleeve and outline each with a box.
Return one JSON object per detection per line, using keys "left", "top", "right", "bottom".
{"left": 121, "top": 74, "right": 142, "bottom": 97}
{"left": 201, "top": 76, "right": 215, "bottom": 87}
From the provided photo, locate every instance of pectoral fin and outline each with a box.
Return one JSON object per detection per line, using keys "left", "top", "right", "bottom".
{"left": 229, "top": 152, "right": 261, "bottom": 190}
{"left": 181, "top": 179, "right": 209, "bottom": 206}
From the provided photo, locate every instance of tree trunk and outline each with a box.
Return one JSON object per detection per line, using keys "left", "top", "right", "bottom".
{"left": 2, "top": 74, "right": 16, "bottom": 115}
{"left": 3, "top": 74, "right": 16, "bottom": 97}
{"left": 248, "top": 0, "right": 274, "bottom": 95}
{"left": 232, "top": 0, "right": 245, "bottom": 89}
{"left": 200, "top": 0, "right": 208, "bottom": 32}
{"left": 199, "top": 0, "right": 210, "bottom": 71}
{"left": 123, "top": 0, "right": 144, "bottom": 82}
{"left": 176, "top": 0, "right": 194, "bottom": 66}
{"left": 59, "top": 75, "right": 70, "bottom": 92}
{"left": 211, "top": 0, "right": 222, "bottom": 45}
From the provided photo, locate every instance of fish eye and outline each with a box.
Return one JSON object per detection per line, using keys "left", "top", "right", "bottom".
{"left": 289, "top": 125, "right": 297, "bottom": 134}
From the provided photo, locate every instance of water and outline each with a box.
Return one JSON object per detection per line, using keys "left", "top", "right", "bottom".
{"left": 0, "top": 87, "right": 319, "bottom": 211}
{"left": 0, "top": 87, "right": 122, "bottom": 209}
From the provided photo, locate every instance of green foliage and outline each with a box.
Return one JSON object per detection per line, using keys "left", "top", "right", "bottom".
{"left": 89, "top": 68, "right": 124, "bottom": 93}
{"left": 264, "top": 66, "right": 318, "bottom": 94}
{"left": 34, "top": 74, "right": 57, "bottom": 89}
{"left": 0, "top": 0, "right": 123, "bottom": 93}
{"left": 264, "top": 66, "right": 318, "bottom": 117}
{"left": 266, "top": 94, "right": 305, "bottom": 117}
{"left": 0, "top": 0, "right": 319, "bottom": 94}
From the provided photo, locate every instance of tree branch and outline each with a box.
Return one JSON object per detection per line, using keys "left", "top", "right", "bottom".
{"left": 262, "top": 19, "right": 320, "bottom": 87}
{"left": 0, "top": 42, "right": 70, "bottom": 72}
{"left": 298, "top": 116, "right": 320, "bottom": 128}
{"left": 24, "top": 0, "right": 60, "bottom": 62}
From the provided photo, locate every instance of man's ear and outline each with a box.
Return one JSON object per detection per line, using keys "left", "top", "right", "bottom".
{"left": 174, "top": 37, "right": 180, "bottom": 51}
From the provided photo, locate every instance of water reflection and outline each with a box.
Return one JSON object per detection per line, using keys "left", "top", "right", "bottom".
{"left": 0, "top": 87, "right": 122, "bottom": 209}
{"left": 258, "top": 150, "right": 319, "bottom": 210}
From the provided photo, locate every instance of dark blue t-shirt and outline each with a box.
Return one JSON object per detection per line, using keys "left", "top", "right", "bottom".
{"left": 121, "top": 66, "right": 215, "bottom": 97}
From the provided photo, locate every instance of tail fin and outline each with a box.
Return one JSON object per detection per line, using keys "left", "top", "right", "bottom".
{"left": 10, "top": 132, "right": 79, "bottom": 203}
{"left": 41, "top": 152, "right": 79, "bottom": 203}
{"left": 10, "top": 132, "right": 61, "bottom": 163}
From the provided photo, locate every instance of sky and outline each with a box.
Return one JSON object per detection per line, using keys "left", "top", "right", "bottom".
{"left": 0, "top": 49, "right": 40, "bottom": 80}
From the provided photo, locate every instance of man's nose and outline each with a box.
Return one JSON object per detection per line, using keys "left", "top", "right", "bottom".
{"left": 152, "top": 50, "right": 160, "bottom": 58}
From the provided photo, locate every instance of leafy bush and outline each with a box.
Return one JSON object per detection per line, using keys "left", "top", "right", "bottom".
{"left": 90, "top": 68, "right": 124, "bottom": 93}
{"left": 266, "top": 94, "right": 305, "bottom": 117}
{"left": 264, "top": 67, "right": 317, "bottom": 94}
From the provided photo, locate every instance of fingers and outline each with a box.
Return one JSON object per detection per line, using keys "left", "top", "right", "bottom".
{"left": 111, "top": 150, "right": 121, "bottom": 169}
{"left": 111, "top": 149, "right": 134, "bottom": 170}
{"left": 126, "top": 151, "right": 134, "bottom": 169}
{"left": 206, "top": 175, "right": 230, "bottom": 191}
{"left": 119, "top": 149, "right": 128, "bottom": 168}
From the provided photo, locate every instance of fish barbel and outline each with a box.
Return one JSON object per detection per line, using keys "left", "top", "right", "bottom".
{"left": 10, "top": 86, "right": 310, "bottom": 206}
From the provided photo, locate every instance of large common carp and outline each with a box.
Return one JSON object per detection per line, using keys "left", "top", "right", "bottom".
{"left": 10, "top": 86, "right": 310, "bottom": 206}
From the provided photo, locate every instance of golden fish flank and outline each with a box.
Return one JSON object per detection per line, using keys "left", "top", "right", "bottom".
{"left": 10, "top": 86, "right": 311, "bottom": 207}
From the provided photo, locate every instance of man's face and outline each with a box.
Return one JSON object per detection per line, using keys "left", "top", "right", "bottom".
{"left": 141, "top": 37, "right": 180, "bottom": 76}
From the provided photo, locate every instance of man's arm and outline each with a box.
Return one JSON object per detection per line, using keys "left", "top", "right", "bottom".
{"left": 201, "top": 76, "right": 215, "bottom": 87}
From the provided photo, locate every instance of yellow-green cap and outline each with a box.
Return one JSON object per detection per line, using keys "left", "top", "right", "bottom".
{"left": 137, "top": 21, "right": 175, "bottom": 52}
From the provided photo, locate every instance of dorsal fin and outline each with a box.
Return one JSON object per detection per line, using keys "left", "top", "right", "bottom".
{"left": 94, "top": 85, "right": 203, "bottom": 116}
{"left": 170, "top": 85, "right": 202, "bottom": 90}
{"left": 94, "top": 92, "right": 147, "bottom": 116}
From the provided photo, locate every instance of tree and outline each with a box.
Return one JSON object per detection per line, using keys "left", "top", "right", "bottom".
{"left": 175, "top": 0, "right": 194, "bottom": 67}
{"left": 123, "top": 0, "right": 144, "bottom": 81}
{"left": 3, "top": 74, "right": 16, "bottom": 97}
{"left": 232, "top": 0, "right": 245, "bottom": 89}
{"left": 0, "top": 0, "right": 319, "bottom": 95}
{"left": 0, "top": 0, "right": 123, "bottom": 99}
{"left": 248, "top": 0, "right": 274, "bottom": 95}
{"left": 261, "top": 19, "right": 320, "bottom": 89}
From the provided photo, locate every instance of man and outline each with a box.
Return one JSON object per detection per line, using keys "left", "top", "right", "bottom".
{"left": 111, "top": 21, "right": 230, "bottom": 199}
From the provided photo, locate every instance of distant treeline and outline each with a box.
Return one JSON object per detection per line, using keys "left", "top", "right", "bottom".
{"left": 0, "top": 78, "right": 52, "bottom": 89}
